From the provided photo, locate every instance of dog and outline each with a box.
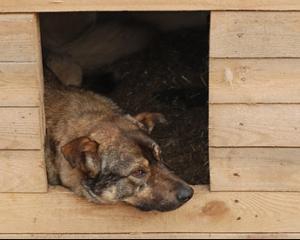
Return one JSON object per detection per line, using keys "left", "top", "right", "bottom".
{"left": 44, "top": 72, "right": 194, "bottom": 212}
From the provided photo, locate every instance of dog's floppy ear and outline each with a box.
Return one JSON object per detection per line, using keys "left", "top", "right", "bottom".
{"left": 61, "top": 137, "right": 101, "bottom": 178}
{"left": 126, "top": 130, "right": 162, "bottom": 162}
{"left": 132, "top": 112, "right": 167, "bottom": 133}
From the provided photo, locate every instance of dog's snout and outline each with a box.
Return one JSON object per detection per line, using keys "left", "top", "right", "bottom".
{"left": 176, "top": 185, "right": 194, "bottom": 203}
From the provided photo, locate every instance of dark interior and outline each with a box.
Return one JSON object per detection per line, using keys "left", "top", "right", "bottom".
{"left": 40, "top": 11, "right": 210, "bottom": 185}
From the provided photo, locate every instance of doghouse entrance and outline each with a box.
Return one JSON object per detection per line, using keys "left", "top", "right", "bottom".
{"left": 40, "top": 11, "right": 210, "bottom": 185}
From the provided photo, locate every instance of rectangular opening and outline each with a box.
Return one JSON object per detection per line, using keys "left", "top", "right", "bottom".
{"left": 40, "top": 11, "right": 210, "bottom": 202}
{"left": 1, "top": 9, "right": 300, "bottom": 235}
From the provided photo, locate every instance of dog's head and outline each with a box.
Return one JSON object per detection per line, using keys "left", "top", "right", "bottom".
{"left": 61, "top": 112, "right": 193, "bottom": 212}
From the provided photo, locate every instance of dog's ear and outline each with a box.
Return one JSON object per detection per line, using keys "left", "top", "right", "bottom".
{"left": 133, "top": 112, "right": 167, "bottom": 133}
{"left": 126, "top": 130, "right": 162, "bottom": 162}
{"left": 61, "top": 137, "right": 101, "bottom": 178}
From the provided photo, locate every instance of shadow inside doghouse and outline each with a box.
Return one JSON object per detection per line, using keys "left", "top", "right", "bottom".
{"left": 40, "top": 11, "right": 210, "bottom": 185}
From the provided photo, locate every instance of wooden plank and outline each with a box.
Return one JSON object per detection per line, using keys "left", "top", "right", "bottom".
{"left": 0, "top": 151, "right": 47, "bottom": 193}
{"left": 0, "top": 108, "right": 41, "bottom": 149}
{"left": 1, "top": 233, "right": 300, "bottom": 239}
{"left": 35, "top": 14, "right": 47, "bottom": 192}
{"left": 210, "top": 148, "right": 300, "bottom": 191}
{"left": 210, "top": 12, "right": 300, "bottom": 58}
{"left": 0, "top": 63, "right": 40, "bottom": 106}
{"left": 33, "top": 14, "right": 46, "bottom": 146}
{"left": 0, "top": 14, "right": 37, "bottom": 62}
{"left": 209, "top": 104, "right": 300, "bottom": 147}
{"left": 209, "top": 59, "right": 300, "bottom": 103}
{"left": 1, "top": 186, "right": 300, "bottom": 233}
{"left": 1, "top": 0, "right": 300, "bottom": 12}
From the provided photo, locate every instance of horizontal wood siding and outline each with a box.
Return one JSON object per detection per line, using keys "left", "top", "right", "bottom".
{"left": 1, "top": 233, "right": 300, "bottom": 239}
{"left": 209, "top": 11, "right": 300, "bottom": 191}
{"left": 210, "top": 148, "right": 300, "bottom": 191}
{"left": 0, "top": 63, "right": 40, "bottom": 106}
{"left": 210, "top": 12, "right": 300, "bottom": 58}
{"left": 209, "top": 59, "right": 300, "bottom": 103}
{"left": 209, "top": 105, "right": 300, "bottom": 147}
{"left": 0, "top": 151, "right": 47, "bottom": 192}
{"left": 0, "top": 186, "right": 300, "bottom": 233}
{"left": 1, "top": 0, "right": 300, "bottom": 12}
{"left": 0, "top": 14, "right": 46, "bottom": 192}
{"left": 0, "top": 14, "right": 37, "bottom": 62}
{"left": 0, "top": 108, "right": 41, "bottom": 149}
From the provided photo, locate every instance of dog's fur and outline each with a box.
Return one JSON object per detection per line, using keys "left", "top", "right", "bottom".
{"left": 44, "top": 72, "right": 193, "bottom": 212}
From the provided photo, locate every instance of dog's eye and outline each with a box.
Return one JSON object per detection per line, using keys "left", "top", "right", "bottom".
{"left": 131, "top": 169, "right": 147, "bottom": 178}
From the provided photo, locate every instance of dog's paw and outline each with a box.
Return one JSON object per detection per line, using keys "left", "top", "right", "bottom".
{"left": 75, "top": 184, "right": 101, "bottom": 204}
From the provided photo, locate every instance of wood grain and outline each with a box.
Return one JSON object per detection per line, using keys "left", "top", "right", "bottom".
{"left": 210, "top": 12, "right": 300, "bottom": 58}
{"left": 209, "top": 59, "right": 300, "bottom": 103}
{"left": 0, "top": 63, "right": 40, "bottom": 106}
{"left": 1, "top": 233, "right": 300, "bottom": 239}
{"left": 1, "top": 186, "right": 300, "bottom": 233}
{"left": 1, "top": 0, "right": 300, "bottom": 12}
{"left": 0, "top": 151, "right": 47, "bottom": 192}
{"left": 209, "top": 105, "right": 300, "bottom": 147}
{"left": 0, "top": 14, "right": 37, "bottom": 62}
{"left": 210, "top": 148, "right": 300, "bottom": 191}
{"left": 0, "top": 108, "right": 41, "bottom": 149}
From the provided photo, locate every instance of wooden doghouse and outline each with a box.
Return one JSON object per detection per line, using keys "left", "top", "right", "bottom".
{"left": 1, "top": 1, "right": 300, "bottom": 238}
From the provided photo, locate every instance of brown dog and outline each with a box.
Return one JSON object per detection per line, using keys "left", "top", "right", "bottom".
{"left": 44, "top": 74, "right": 194, "bottom": 212}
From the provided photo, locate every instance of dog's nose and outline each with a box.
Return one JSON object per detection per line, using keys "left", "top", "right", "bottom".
{"left": 176, "top": 185, "right": 194, "bottom": 203}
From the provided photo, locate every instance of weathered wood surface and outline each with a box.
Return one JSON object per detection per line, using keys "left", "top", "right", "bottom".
{"left": 0, "top": 14, "right": 37, "bottom": 62}
{"left": 210, "top": 12, "right": 300, "bottom": 58}
{"left": 209, "top": 59, "right": 300, "bottom": 103}
{"left": 0, "top": 63, "right": 40, "bottom": 106}
{"left": 0, "top": 186, "right": 300, "bottom": 233}
{"left": 210, "top": 148, "right": 300, "bottom": 191}
{"left": 1, "top": 233, "right": 300, "bottom": 239}
{"left": 0, "top": 150, "right": 47, "bottom": 192}
{"left": 0, "top": 108, "right": 41, "bottom": 149}
{"left": 1, "top": 0, "right": 300, "bottom": 12}
{"left": 209, "top": 105, "right": 300, "bottom": 147}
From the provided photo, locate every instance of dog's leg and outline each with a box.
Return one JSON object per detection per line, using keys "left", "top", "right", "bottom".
{"left": 72, "top": 184, "right": 101, "bottom": 204}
